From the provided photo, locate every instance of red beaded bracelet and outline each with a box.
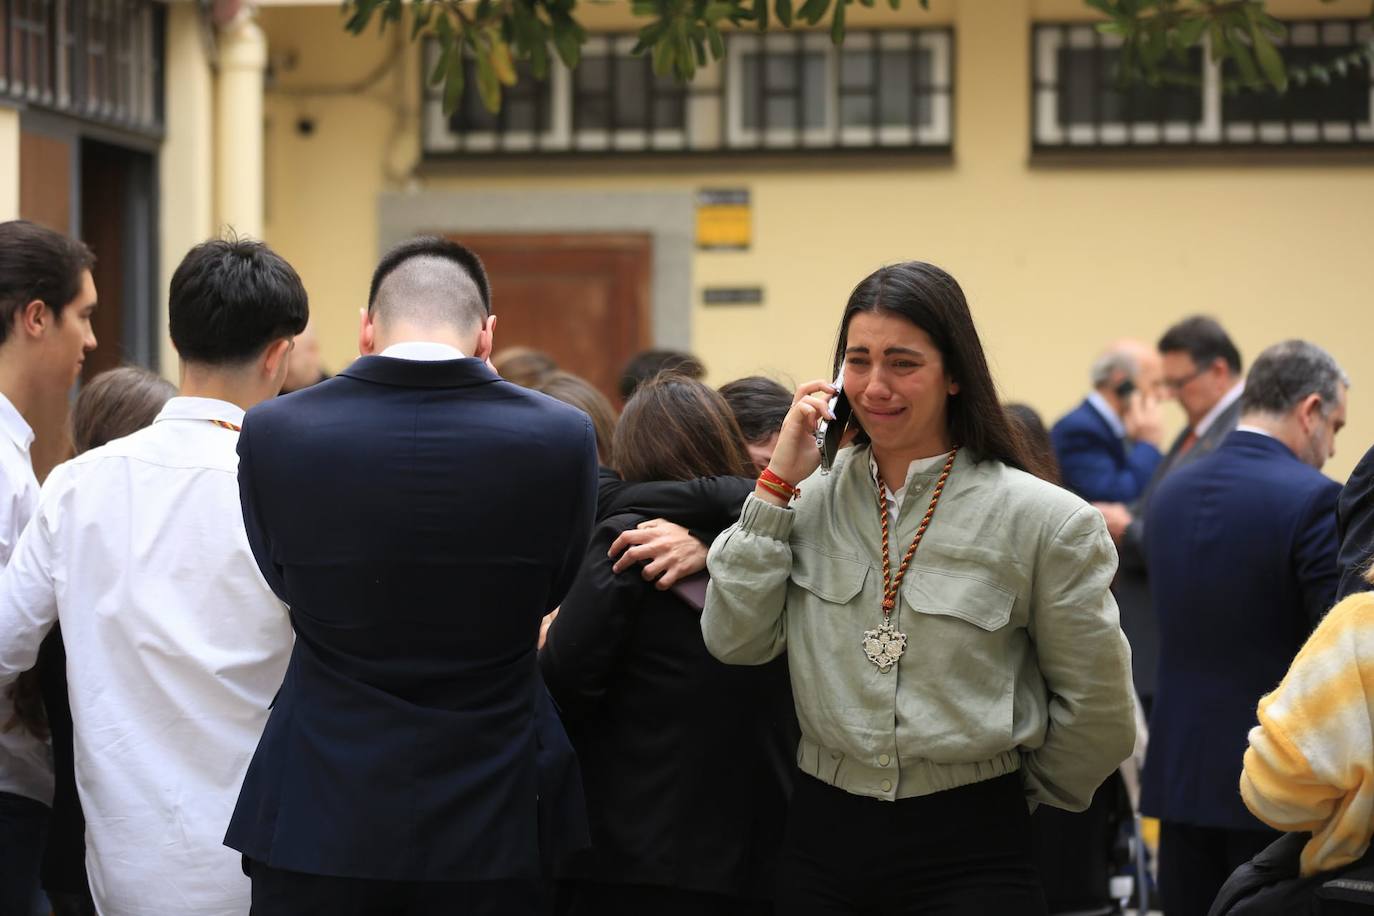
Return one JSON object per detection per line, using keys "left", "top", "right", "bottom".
{"left": 758, "top": 467, "right": 800, "bottom": 500}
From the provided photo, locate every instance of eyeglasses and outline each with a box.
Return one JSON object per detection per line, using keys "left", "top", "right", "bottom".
{"left": 1163, "top": 365, "right": 1206, "bottom": 392}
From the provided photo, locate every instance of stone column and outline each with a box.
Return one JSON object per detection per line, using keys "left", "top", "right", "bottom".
{"left": 0, "top": 106, "right": 19, "bottom": 220}
{"left": 215, "top": 5, "right": 267, "bottom": 240}
{"left": 159, "top": 0, "right": 216, "bottom": 377}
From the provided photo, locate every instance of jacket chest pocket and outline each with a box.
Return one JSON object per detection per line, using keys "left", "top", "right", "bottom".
{"left": 791, "top": 545, "right": 869, "bottom": 605}
{"left": 903, "top": 569, "right": 1015, "bottom": 631}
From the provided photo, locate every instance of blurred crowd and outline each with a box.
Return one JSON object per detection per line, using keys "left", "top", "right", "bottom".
{"left": 0, "top": 218, "right": 1370, "bottom": 916}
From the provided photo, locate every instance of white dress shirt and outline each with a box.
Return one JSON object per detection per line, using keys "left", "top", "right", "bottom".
{"left": 869, "top": 450, "right": 954, "bottom": 526}
{"left": 0, "top": 391, "right": 50, "bottom": 807}
{"left": 1196, "top": 381, "right": 1245, "bottom": 439}
{"left": 1087, "top": 390, "right": 1127, "bottom": 440}
{"left": 380, "top": 341, "right": 465, "bottom": 360}
{"left": 0, "top": 396, "right": 293, "bottom": 916}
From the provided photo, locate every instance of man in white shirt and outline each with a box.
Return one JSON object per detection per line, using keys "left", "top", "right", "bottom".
{"left": 0, "top": 237, "right": 307, "bottom": 916}
{"left": 0, "top": 220, "right": 98, "bottom": 916}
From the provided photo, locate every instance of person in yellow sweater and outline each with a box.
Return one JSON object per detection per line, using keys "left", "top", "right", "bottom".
{"left": 1240, "top": 561, "right": 1374, "bottom": 878}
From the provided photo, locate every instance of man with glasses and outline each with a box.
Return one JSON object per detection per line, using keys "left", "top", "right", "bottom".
{"left": 1094, "top": 316, "right": 1244, "bottom": 711}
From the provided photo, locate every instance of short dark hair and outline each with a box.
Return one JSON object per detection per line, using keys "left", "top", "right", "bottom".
{"left": 614, "top": 375, "right": 754, "bottom": 482}
{"left": 718, "top": 376, "right": 791, "bottom": 443}
{"left": 1157, "top": 316, "right": 1242, "bottom": 375}
{"left": 1240, "top": 339, "right": 1348, "bottom": 417}
{"left": 0, "top": 220, "right": 95, "bottom": 347}
{"left": 833, "top": 262, "right": 1054, "bottom": 481}
{"left": 368, "top": 236, "right": 490, "bottom": 330}
{"left": 72, "top": 366, "right": 176, "bottom": 454}
{"left": 169, "top": 237, "right": 309, "bottom": 365}
{"left": 618, "top": 349, "right": 705, "bottom": 401}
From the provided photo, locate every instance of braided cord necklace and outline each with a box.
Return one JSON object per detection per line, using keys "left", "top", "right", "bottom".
{"left": 861, "top": 447, "right": 958, "bottom": 673}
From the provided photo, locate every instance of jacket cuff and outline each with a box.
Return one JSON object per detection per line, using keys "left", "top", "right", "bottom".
{"left": 737, "top": 492, "right": 795, "bottom": 541}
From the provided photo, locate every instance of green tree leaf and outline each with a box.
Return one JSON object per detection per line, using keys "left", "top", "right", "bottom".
{"left": 830, "top": 0, "right": 847, "bottom": 45}
{"left": 477, "top": 52, "right": 501, "bottom": 112}
{"left": 777, "top": 0, "right": 793, "bottom": 28}
{"left": 443, "top": 41, "right": 465, "bottom": 115}
{"left": 1249, "top": 25, "right": 1287, "bottom": 91}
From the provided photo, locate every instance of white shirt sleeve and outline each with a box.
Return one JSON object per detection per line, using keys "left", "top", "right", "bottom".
{"left": 0, "top": 492, "right": 59, "bottom": 687}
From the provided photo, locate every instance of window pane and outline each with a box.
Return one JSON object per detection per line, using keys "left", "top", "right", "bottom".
{"left": 841, "top": 95, "right": 872, "bottom": 125}
{"left": 840, "top": 49, "right": 871, "bottom": 89}
{"left": 1223, "top": 44, "right": 1370, "bottom": 124}
{"left": 878, "top": 52, "right": 912, "bottom": 125}
{"left": 1056, "top": 46, "right": 1204, "bottom": 125}
{"left": 740, "top": 48, "right": 827, "bottom": 130}
{"left": 451, "top": 60, "right": 552, "bottom": 134}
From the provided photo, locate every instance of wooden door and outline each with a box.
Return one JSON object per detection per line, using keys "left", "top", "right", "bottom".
{"left": 19, "top": 128, "right": 74, "bottom": 481}
{"left": 457, "top": 234, "right": 652, "bottom": 404}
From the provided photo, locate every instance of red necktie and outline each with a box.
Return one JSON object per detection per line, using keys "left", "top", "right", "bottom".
{"left": 1177, "top": 429, "right": 1198, "bottom": 455}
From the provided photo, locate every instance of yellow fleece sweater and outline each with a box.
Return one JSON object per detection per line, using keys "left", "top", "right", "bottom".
{"left": 1240, "top": 591, "right": 1374, "bottom": 877}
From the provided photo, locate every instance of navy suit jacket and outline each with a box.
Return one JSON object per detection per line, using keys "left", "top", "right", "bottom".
{"left": 1051, "top": 398, "right": 1162, "bottom": 503}
{"left": 225, "top": 356, "right": 599, "bottom": 882}
{"left": 1336, "top": 444, "right": 1374, "bottom": 601}
{"left": 1140, "top": 431, "right": 1340, "bottom": 831}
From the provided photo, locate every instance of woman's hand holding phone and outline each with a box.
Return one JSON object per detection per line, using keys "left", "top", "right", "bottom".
{"left": 755, "top": 379, "right": 837, "bottom": 505}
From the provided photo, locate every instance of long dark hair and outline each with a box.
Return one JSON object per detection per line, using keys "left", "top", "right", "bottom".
{"left": 614, "top": 375, "right": 755, "bottom": 482}
{"left": 831, "top": 262, "right": 1054, "bottom": 481}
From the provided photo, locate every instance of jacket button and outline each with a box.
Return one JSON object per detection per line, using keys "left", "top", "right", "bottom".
{"left": 878, "top": 754, "right": 891, "bottom": 767}
{"left": 880, "top": 779, "right": 893, "bottom": 793}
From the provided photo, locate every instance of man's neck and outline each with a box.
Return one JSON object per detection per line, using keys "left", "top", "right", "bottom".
{"left": 0, "top": 349, "right": 47, "bottom": 425}
{"left": 372, "top": 324, "right": 474, "bottom": 355}
{"left": 179, "top": 365, "right": 271, "bottom": 413}
{"left": 1238, "top": 412, "right": 1300, "bottom": 456}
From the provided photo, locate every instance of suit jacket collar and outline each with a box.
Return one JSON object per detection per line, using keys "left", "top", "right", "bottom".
{"left": 1221, "top": 428, "right": 1301, "bottom": 463}
{"left": 337, "top": 355, "right": 502, "bottom": 389}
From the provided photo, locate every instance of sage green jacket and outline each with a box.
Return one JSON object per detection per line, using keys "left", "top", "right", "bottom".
{"left": 702, "top": 446, "right": 1135, "bottom": 811}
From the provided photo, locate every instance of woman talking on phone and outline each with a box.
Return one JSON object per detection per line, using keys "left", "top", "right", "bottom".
{"left": 702, "top": 261, "right": 1136, "bottom": 915}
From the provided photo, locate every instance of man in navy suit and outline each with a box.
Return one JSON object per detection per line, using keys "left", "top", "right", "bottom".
{"left": 1052, "top": 338, "right": 1165, "bottom": 504}
{"left": 226, "top": 237, "right": 599, "bottom": 915}
{"left": 1141, "top": 339, "right": 1349, "bottom": 916}
{"left": 1101, "top": 317, "right": 1245, "bottom": 709}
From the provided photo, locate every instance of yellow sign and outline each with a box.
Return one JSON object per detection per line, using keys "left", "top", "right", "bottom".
{"left": 696, "top": 188, "right": 751, "bottom": 250}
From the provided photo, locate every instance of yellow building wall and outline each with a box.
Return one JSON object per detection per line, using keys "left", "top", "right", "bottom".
{"left": 260, "top": 0, "right": 1374, "bottom": 481}
{"left": 0, "top": 107, "right": 18, "bottom": 221}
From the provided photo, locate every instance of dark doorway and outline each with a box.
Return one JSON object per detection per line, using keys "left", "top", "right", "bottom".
{"left": 80, "top": 139, "right": 158, "bottom": 382}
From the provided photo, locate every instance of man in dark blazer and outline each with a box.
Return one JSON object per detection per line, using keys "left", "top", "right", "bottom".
{"left": 225, "top": 237, "right": 599, "bottom": 915}
{"left": 1337, "top": 444, "right": 1374, "bottom": 601}
{"left": 1052, "top": 338, "right": 1165, "bottom": 503}
{"left": 1141, "top": 339, "right": 1349, "bottom": 916}
{"left": 1099, "top": 317, "right": 1245, "bottom": 708}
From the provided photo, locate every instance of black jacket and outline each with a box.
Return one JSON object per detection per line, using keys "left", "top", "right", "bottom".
{"left": 541, "top": 473, "right": 796, "bottom": 900}
{"left": 1336, "top": 444, "right": 1374, "bottom": 602}
{"left": 225, "top": 356, "right": 599, "bottom": 883}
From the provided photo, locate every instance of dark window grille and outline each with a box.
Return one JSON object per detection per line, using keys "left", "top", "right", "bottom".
{"left": 1, "top": 0, "right": 164, "bottom": 138}
{"left": 1033, "top": 19, "right": 1374, "bottom": 150}
{"left": 422, "top": 27, "right": 952, "bottom": 157}
{"left": 1221, "top": 21, "right": 1372, "bottom": 143}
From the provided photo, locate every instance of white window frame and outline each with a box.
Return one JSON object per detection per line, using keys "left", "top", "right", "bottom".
{"left": 835, "top": 30, "right": 951, "bottom": 147}
{"left": 725, "top": 31, "right": 836, "bottom": 148}
{"left": 570, "top": 35, "right": 688, "bottom": 151}
{"left": 1034, "top": 20, "right": 1374, "bottom": 148}
{"left": 422, "top": 40, "right": 571, "bottom": 153}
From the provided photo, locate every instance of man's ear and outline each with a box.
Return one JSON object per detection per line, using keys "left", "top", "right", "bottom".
{"left": 1297, "top": 392, "right": 1325, "bottom": 433}
{"left": 358, "top": 307, "right": 376, "bottom": 356}
{"left": 263, "top": 337, "right": 293, "bottom": 382}
{"left": 18, "top": 299, "right": 48, "bottom": 340}
{"left": 473, "top": 314, "right": 497, "bottom": 362}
